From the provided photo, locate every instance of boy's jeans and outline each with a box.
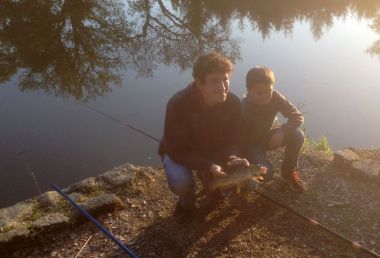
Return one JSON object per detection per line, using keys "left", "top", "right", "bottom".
{"left": 162, "top": 155, "right": 196, "bottom": 209}
{"left": 246, "top": 127, "right": 304, "bottom": 181}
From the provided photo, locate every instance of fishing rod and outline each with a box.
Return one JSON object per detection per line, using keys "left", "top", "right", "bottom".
{"left": 81, "top": 104, "right": 380, "bottom": 258}
{"left": 82, "top": 104, "right": 160, "bottom": 142}
{"left": 256, "top": 191, "right": 380, "bottom": 257}
{"left": 52, "top": 184, "right": 138, "bottom": 258}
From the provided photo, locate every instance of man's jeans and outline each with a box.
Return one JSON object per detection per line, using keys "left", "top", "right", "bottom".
{"left": 162, "top": 155, "right": 196, "bottom": 210}
{"left": 246, "top": 127, "right": 304, "bottom": 181}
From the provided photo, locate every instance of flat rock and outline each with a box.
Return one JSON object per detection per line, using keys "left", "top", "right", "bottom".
{"left": 115, "top": 163, "right": 138, "bottom": 172}
{"left": 101, "top": 170, "right": 135, "bottom": 188}
{"left": 333, "top": 149, "right": 359, "bottom": 171}
{"left": 351, "top": 159, "right": 380, "bottom": 177}
{"left": 0, "top": 201, "right": 34, "bottom": 229}
{"left": 66, "top": 177, "right": 99, "bottom": 194}
{"left": 0, "top": 227, "right": 30, "bottom": 247}
{"left": 36, "top": 191, "right": 62, "bottom": 209}
{"left": 303, "top": 150, "right": 333, "bottom": 167}
{"left": 74, "top": 194, "right": 124, "bottom": 220}
{"left": 68, "top": 192, "right": 82, "bottom": 202}
{"left": 31, "top": 213, "right": 70, "bottom": 231}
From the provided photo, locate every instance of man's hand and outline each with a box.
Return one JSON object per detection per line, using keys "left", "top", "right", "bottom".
{"left": 210, "top": 164, "right": 227, "bottom": 177}
{"left": 258, "top": 166, "right": 268, "bottom": 175}
{"left": 268, "top": 130, "right": 285, "bottom": 150}
{"left": 227, "top": 157, "right": 250, "bottom": 168}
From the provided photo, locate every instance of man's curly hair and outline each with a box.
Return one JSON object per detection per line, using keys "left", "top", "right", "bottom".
{"left": 193, "top": 52, "right": 233, "bottom": 82}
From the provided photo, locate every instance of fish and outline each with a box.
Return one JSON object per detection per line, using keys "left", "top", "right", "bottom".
{"left": 208, "top": 165, "right": 266, "bottom": 193}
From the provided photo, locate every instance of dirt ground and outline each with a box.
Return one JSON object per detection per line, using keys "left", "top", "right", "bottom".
{"left": 5, "top": 149, "right": 380, "bottom": 258}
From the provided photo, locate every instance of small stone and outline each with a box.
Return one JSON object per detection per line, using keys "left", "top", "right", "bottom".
{"left": 333, "top": 149, "right": 359, "bottom": 171}
{"left": 116, "top": 235, "right": 126, "bottom": 241}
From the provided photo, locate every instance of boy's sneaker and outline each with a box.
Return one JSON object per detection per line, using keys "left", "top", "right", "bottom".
{"left": 280, "top": 171, "right": 305, "bottom": 193}
{"left": 173, "top": 203, "right": 194, "bottom": 224}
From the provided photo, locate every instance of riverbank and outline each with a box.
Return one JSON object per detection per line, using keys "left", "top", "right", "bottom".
{"left": 1, "top": 148, "right": 380, "bottom": 257}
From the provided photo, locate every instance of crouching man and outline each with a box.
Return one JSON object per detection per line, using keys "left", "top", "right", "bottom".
{"left": 159, "top": 53, "right": 248, "bottom": 224}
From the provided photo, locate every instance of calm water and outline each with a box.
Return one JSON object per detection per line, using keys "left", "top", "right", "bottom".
{"left": 1, "top": 0, "right": 380, "bottom": 208}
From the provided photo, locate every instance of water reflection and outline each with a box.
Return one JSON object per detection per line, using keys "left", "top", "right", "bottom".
{"left": 1, "top": 0, "right": 380, "bottom": 100}
{"left": 0, "top": 0, "right": 240, "bottom": 100}
{"left": 169, "top": 0, "right": 380, "bottom": 64}
{"left": 121, "top": 0, "right": 240, "bottom": 76}
{"left": 0, "top": 0, "right": 128, "bottom": 100}
{"left": 367, "top": 15, "right": 380, "bottom": 59}
{"left": 185, "top": 0, "right": 380, "bottom": 40}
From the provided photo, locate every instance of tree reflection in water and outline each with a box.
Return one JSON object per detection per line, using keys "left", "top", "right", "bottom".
{"left": 0, "top": 0, "right": 379, "bottom": 100}
{"left": 0, "top": 0, "right": 240, "bottom": 100}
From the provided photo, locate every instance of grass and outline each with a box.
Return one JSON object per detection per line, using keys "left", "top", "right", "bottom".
{"left": 0, "top": 225, "right": 17, "bottom": 233}
{"left": 19, "top": 201, "right": 43, "bottom": 229}
{"left": 302, "top": 128, "right": 333, "bottom": 156}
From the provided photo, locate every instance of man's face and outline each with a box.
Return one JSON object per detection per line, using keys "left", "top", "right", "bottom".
{"left": 248, "top": 83, "right": 273, "bottom": 106}
{"left": 197, "top": 72, "right": 230, "bottom": 106}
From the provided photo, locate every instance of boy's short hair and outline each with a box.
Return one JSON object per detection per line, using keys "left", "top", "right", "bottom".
{"left": 246, "top": 66, "right": 275, "bottom": 91}
{"left": 193, "top": 52, "right": 233, "bottom": 83}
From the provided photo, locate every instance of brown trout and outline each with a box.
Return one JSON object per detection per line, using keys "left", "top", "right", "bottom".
{"left": 208, "top": 165, "right": 265, "bottom": 193}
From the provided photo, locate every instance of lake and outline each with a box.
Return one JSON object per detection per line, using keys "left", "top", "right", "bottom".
{"left": 1, "top": 0, "right": 380, "bottom": 208}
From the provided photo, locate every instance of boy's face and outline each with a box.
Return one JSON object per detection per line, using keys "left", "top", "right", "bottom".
{"left": 196, "top": 71, "right": 230, "bottom": 106}
{"left": 248, "top": 83, "right": 273, "bottom": 106}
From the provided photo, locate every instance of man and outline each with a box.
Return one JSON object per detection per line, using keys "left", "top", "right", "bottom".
{"left": 159, "top": 52, "right": 249, "bottom": 223}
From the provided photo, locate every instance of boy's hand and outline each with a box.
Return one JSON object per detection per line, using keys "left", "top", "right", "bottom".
{"left": 268, "top": 130, "right": 284, "bottom": 150}
{"left": 227, "top": 158, "right": 250, "bottom": 168}
{"left": 210, "top": 164, "right": 227, "bottom": 177}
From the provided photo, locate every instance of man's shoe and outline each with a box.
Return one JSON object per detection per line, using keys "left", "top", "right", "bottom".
{"left": 280, "top": 171, "right": 305, "bottom": 193}
{"left": 173, "top": 203, "right": 194, "bottom": 224}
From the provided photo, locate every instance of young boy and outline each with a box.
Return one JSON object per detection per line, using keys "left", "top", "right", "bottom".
{"left": 241, "top": 66, "right": 305, "bottom": 192}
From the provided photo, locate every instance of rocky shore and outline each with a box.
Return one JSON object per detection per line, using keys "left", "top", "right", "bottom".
{"left": 0, "top": 148, "right": 379, "bottom": 257}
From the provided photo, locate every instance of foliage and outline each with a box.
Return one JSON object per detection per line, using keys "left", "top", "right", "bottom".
{"left": 302, "top": 128, "right": 333, "bottom": 156}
